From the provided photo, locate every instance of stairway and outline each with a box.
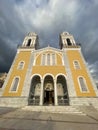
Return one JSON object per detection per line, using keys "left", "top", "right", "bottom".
{"left": 21, "top": 106, "right": 84, "bottom": 115}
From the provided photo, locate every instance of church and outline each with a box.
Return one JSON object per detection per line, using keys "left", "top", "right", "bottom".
{"left": 0, "top": 32, "right": 98, "bottom": 107}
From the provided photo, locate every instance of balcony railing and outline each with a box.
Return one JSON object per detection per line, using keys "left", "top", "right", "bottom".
{"left": 58, "top": 96, "right": 69, "bottom": 105}
{"left": 28, "top": 96, "right": 40, "bottom": 105}
{"left": 64, "top": 44, "right": 81, "bottom": 48}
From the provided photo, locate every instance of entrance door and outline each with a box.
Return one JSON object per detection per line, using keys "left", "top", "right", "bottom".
{"left": 44, "top": 90, "right": 54, "bottom": 105}
{"left": 43, "top": 75, "right": 54, "bottom": 105}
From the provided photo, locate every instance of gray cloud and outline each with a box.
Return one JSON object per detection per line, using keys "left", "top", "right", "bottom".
{"left": 0, "top": 0, "right": 98, "bottom": 83}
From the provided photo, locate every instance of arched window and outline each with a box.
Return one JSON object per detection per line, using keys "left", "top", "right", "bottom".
{"left": 27, "top": 39, "right": 31, "bottom": 46}
{"left": 66, "top": 38, "right": 71, "bottom": 46}
{"left": 10, "top": 77, "right": 19, "bottom": 91}
{"left": 78, "top": 77, "right": 88, "bottom": 92}
{"left": 18, "top": 61, "right": 24, "bottom": 70}
{"left": 41, "top": 53, "right": 56, "bottom": 66}
{"left": 73, "top": 61, "right": 80, "bottom": 69}
{"left": 47, "top": 54, "right": 50, "bottom": 65}
{"left": 52, "top": 53, "right": 55, "bottom": 65}
{"left": 42, "top": 54, "right": 46, "bottom": 65}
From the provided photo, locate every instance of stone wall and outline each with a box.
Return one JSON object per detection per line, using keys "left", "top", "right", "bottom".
{"left": 0, "top": 97, "right": 28, "bottom": 107}
{"left": 70, "top": 97, "right": 98, "bottom": 106}
{"left": 1, "top": 96, "right": 98, "bottom": 107}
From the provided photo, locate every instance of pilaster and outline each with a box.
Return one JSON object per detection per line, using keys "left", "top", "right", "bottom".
{"left": 62, "top": 49, "right": 76, "bottom": 97}
{"left": 40, "top": 79, "right": 44, "bottom": 105}
{"left": 54, "top": 79, "right": 58, "bottom": 105}
{"left": 21, "top": 51, "right": 35, "bottom": 97}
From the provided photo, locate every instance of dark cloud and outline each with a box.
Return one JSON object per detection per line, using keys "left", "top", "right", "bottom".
{"left": 0, "top": 0, "right": 98, "bottom": 83}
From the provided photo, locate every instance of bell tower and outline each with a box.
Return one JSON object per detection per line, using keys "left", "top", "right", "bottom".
{"left": 22, "top": 32, "right": 39, "bottom": 49}
{"left": 59, "top": 32, "right": 76, "bottom": 49}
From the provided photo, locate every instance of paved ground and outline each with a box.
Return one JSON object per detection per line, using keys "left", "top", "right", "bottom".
{"left": 0, "top": 106, "right": 98, "bottom": 130}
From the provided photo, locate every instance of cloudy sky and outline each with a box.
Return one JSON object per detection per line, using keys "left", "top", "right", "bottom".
{"left": 0, "top": 0, "right": 98, "bottom": 83}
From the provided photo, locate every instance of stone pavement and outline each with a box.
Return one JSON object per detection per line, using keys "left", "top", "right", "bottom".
{"left": 0, "top": 106, "right": 98, "bottom": 130}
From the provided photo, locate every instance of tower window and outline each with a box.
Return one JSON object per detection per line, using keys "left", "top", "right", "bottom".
{"left": 27, "top": 39, "right": 31, "bottom": 46}
{"left": 18, "top": 61, "right": 24, "bottom": 70}
{"left": 78, "top": 77, "right": 88, "bottom": 92}
{"left": 10, "top": 77, "right": 19, "bottom": 92}
{"left": 73, "top": 61, "right": 80, "bottom": 69}
{"left": 66, "top": 38, "right": 71, "bottom": 46}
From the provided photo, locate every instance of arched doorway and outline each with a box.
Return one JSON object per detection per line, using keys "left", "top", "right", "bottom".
{"left": 57, "top": 75, "right": 69, "bottom": 105}
{"left": 28, "top": 75, "right": 41, "bottom": 105}
{"left": 43, "top": 75, "right": 54, "bottom": 105}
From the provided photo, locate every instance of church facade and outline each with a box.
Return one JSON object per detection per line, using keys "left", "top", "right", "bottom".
{"left": 0, "top": 32, "right": 98, "bottom": 107}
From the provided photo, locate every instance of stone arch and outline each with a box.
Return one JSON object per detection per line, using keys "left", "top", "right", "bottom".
{"left": 56, "top": 75, "right": 69, "bottom": 105}
{"left": 43, "top": 75, "right": 54, "bottom": 105}
{"left": 30, "top": 74, "right": 42, "bottom": 80}
{"left": 28, "top": 75, "right": 41, "bottom": 105}
{"left": 43, "top": 73, "right": 54, "bottom": 80}
{"left": 56, "top": 73, "right": 67, "bottom": 80}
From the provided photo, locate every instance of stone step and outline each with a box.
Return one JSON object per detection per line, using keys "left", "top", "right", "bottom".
{"left": 77, "top": 105, "right": 98, "bottom": 113}
{"left": 21, "top": 106, "right": 85, "bottom": 115}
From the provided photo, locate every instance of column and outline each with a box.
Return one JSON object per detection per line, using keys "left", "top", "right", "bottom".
{"left": 54, "top": 79, "right": 58, "bottom": 105}
{"left": 40, "top": 79, "right": 44, "bottom": 105}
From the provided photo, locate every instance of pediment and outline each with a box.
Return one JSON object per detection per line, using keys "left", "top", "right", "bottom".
{"left": 34, "top": 46, "right": 62, "bottom": 53}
